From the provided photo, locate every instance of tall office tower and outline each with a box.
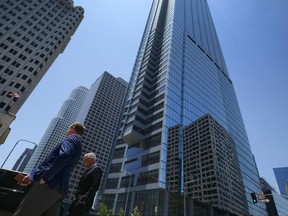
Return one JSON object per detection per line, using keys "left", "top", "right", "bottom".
{"left": 12, "top": 146, "right": 36, "bottom": 172}
{"left": 101, "top": 0, "right": 266, "bottom": 215}
{"left": 273, "top": 167, "right": 288, "bottom": 196}
{"left": 66, "top": 72, "right": 127, "bottom": 203}
{"left": 0, "top": 0, "right": 84, "bottom": 144}
{"left": 24, "top": 86, "right": 88, "bottom": 173}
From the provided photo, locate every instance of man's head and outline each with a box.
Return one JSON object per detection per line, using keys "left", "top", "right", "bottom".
{"left": 83, "top": 152, "right": 96, "bottom": 168}
{"left": 66, "top": 122, "right": 85, "bottom": 136}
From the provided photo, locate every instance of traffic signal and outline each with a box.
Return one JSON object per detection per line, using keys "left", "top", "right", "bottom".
{"left": 251, "top": 192, "right": 258, "bottom": 203}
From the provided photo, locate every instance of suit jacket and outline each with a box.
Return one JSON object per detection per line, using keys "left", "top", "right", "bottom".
{"left": 29, "top": 134, "right": 82, "bottom": 197}
{"left": 75, "top": 164, "right": 102, "bottom": 207}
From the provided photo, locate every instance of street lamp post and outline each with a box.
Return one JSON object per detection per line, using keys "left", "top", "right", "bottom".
{"left": 122, "top": 169, "right": 132, "bottom": 216}
{"left": 184, "top": 185, "right": 187, "bottom": 216}
{"left": 184, "top": 177, "right": 196, "bottom": 216}
{"left": 1, "top": 139, "right": 37, "bottom": 168}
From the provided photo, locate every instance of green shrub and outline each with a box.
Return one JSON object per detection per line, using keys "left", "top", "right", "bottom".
{"left": 98, "top": 203, "right": 113, "bottom": 216}
{"left": 131, "top": 206, "right": 140, "bottom": 216}
{"left": 118, "top": 207, "right": 124, "bottom": 216}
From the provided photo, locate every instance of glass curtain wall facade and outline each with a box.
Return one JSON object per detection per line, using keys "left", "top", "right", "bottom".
{"left": 273, "top": 167, "right": 288, "bottom": 196}
{"left": 265, "top": 190, "right": 288, "bottom": 216}
{"left": 260, "top": 177, "right": 288, "bottom": 216}
{"left": 101, "top": 0, "right": 266, "bottom": 215}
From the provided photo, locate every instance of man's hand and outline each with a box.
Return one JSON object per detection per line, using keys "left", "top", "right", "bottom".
{"left": 20, "top": 175, "right": 32, "bottom": 186}
{"left": 39, "top": 178, "right": 46, "bottom": 184}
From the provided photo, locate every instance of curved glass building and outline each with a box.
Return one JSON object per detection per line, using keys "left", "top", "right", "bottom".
{"left": 24, "top": 86, "right": 88, "bottom": 173}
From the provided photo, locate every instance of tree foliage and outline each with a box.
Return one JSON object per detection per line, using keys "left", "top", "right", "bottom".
{"left": 98, "top": 203, "right": 113, "bottom": 216}
{"left": 131, "top": 206, "right": 140, "bottom": 216}
{"left": 117, "top": 207, "right": 124, "bottom": 216}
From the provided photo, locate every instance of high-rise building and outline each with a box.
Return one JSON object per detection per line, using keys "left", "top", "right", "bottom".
{"left": 24, "top": 86, "right": 88, "bottom": 173}
{"left": 0, "top": 0, "right": 84, "bottom": 143}
{"left": 100, "top": 0, "right": 266, "bottom": 215}
{"left": 166, "top": 115, "right": 249, "bottom": 215}
{"left": 181, "top": 114, "right": 248, "bottom": 215}
{"left": 273, "top": 167, "right": 288, "bottom": 196}
{"left": 66, "top": 72, "right": 127, "bottom": 203}
{"left": 12, "top": 146, "right": 36, "bottom": 172}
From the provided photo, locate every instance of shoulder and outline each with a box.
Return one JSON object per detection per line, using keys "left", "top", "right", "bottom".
{"left": 66, "top": 134, "right": 82, "bottom": 144}
{"left": 63, "top": 134, "right": 82, "bottom": 152}
{"left": 92, "top": 166, "right": 103, "bottom": 174}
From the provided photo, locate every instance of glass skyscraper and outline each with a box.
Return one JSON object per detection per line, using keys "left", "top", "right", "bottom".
{"left": 101, "top": 0, "right": 266, "bottom": 215}
{"left": 273, "top": 167, "right": 288, "bottom": 196}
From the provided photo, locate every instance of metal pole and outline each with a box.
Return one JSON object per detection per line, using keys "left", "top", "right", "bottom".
{"left": 184, "top": 179, "right": 196, "bottom": 216}
{"left": 122, "top": 169, "right": 132, "bottom": 216}
{"left": 184, "top": 188, "right": 187, "bottom": 216}
{"left": 1, "top": 139, "right": 37, "bottom": 168}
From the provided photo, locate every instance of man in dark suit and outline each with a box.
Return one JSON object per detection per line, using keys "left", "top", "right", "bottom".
{"left": 67, "top": 152, "right": 103, "bottom": 216}
{"left": 13, "top": 122, "right": 85, "bottom": 216}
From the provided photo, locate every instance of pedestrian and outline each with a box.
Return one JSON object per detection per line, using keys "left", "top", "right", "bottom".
{"left": 67, "top": 152, "right": 103, "bottom": 216}
{"left": 13, "top": 122, "right": 85, "bottom": 216}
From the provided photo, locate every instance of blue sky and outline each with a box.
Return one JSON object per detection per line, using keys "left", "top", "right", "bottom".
{"left": 1, "top": 0, "right": 287, "bottom": 194}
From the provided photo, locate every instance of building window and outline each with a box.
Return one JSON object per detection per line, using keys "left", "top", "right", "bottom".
{"left": 0, "top": 102, "right": 6, "bottom": 108}
{"left": 0, "top": 43, "right": 8, "bottom": 49}
{"left": 15, "top": 83, "right": 21, "bottom": 88}
{"left": 0, "top": 78, "right": 6, "bottom": 84}
{"left": 2, "top": 55, "right": 11, "bottom": 62}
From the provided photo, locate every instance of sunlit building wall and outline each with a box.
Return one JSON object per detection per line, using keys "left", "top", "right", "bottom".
{"left": 0, "top": 0, "right": 84, "bottom": 143}
{"left": 66, "top": 72, "right": 128, "bottom": 203}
